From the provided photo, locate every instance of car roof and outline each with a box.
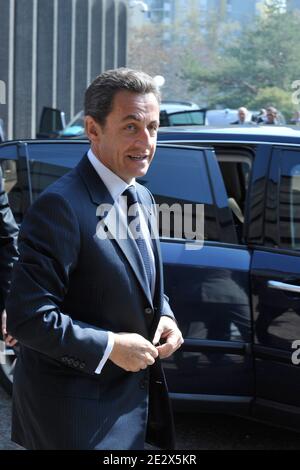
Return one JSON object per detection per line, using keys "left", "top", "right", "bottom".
{"left": 160, "top": 100, "right": 200, "bottom": 113}
{"left": 158, "top": 125, "right": 300, "bottom": 144}
{"left": 205, "top": 108, "right": 242, "bottom": 125}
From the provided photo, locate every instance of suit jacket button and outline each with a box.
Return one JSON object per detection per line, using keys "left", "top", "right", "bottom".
{"left": 79, "top": 362, "right": 85, "bottom": 369}
{"left": 73, "top": 360, "right": 79, "bottom": 368}
{"left": 144, "top": 307, "right": 153, "bottom": 315}
{"left": 139, "top": 380, "right": 146, "bottom": 390}
{"left": 139, "top": 378, "right": 149, "bottom": 390}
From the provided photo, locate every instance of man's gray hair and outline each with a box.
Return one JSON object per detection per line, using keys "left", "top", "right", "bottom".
{"left": 84, "top": 68, "right": 161, "bottom": 126}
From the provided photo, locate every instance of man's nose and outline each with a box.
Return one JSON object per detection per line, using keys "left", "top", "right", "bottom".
{"left": 135, "top": 128, "right": 152, "bottom": 147}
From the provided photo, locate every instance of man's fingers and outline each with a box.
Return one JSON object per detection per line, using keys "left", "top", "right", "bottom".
{"left": 137, "top": 352, "right": 156, "bottom": 371}
{"left": 5, "top": 336, "right": 17, "bottom": 347}
{"left": 156, "top": 342, "right": 173, "bottom": 358}
{"left": 146, "top": 341, "right": 159, "bottom": 359}
{"left": 156, "top": 332, "right": 184, "bottom": 358}
{"left": 145, "top": 352, "right": 156, "bottom": 366}
{"left": 149, "top": 346, "right": 159, "bottom": 359}
{"left": 152, "top": 328, "right": 163, "bottom": 346}
{"left": 109, "top": 332, "right": 159, "bottom": 372}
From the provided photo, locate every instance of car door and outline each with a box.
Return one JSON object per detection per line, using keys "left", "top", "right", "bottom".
{"left": 139, "top": 145, "right": 254, "bottom": 414}
{"left": 250, "top": 145, "right": 300, "bottom": 430}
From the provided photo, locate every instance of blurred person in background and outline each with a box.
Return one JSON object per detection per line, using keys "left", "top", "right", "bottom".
{"left": 258, "top": 106, "right": 279, "bottom": 125}
{"left": 290, "top": 110, "right": 300, "bottom": 126}
{"left": 231, "top": 107, "right": 252, "bottom": 125}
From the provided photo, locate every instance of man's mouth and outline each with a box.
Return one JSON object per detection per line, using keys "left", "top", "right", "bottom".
{"left": 128, "top": 155, "right": 148, "bottom": 161}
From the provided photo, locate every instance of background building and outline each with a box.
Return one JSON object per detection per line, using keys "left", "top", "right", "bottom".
{"left": 129, "top": 0, "right": 297, "bottom": 31}
{"left": 287, "top": 0, "right": 300, "bottom": 10}
{"left": 0, "top": 0, "right": 127, "bottom": 140}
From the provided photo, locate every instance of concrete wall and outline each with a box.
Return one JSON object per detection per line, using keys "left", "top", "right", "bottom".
{"left": 0, "top": 0, "right": 127, "bottom": 140}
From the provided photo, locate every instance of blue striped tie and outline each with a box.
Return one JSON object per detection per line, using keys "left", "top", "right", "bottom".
{"left": 123, "top": 186, "right": 152, "bottom": 290}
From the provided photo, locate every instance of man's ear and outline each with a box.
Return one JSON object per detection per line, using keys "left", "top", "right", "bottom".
{"left": 85, "top": 116, "right": 101, "bottom": 143}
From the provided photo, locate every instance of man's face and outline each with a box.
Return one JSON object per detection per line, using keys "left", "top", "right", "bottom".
{"left": 238, "top": 110, "right": 246, "bottom": 122}
{"left": 85, "top": 90, "right": 160, "bottom": 183}
{"left": 266, "top": 111, "right": 276, "bottom": 124}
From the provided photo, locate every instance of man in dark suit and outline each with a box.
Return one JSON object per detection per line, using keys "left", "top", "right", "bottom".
{"left": 0, "top": 164, "right": 19, "bottom": 346}
{"left": 6, "top": 68, "right": 183, "bottom": 450}
{"left": 231, "top": 107, "right": 252, "bottom": 125}
{"left": 263, "top": 106, "right": 279, "bottom": 125}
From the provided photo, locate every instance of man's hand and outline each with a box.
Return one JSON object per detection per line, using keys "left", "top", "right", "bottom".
{"left": 153, "top": 316, "right": 183, "bottom": 359}
{"left": 1, "top": 310, "right": 18, "bottom": 347}
{"left": 109, "top": 333, "right": 159, "bottom": 372}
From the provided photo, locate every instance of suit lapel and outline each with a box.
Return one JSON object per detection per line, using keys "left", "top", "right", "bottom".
{"left": 77, "top": 155, "right": 153, "bottom": 306}
{"left": 104, "top": 207, "right": 153, "bottom": 306}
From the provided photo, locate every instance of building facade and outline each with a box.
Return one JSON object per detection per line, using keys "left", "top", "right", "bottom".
{"left": 132, "top": 0, "right": 295, "bottom": 30}
{"left": 287, "top": 0, "right": 300, "bottom": 11}
{"left": 0, "top": 0, "right": 127, "bottom": 140}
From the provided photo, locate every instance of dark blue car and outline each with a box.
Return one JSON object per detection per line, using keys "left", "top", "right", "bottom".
{"left": 1, "top": 125, "right": 300, "bottom": 433}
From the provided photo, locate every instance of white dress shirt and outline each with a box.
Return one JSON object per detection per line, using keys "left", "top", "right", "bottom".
{"left": 87, "top": 149, "right": 156, "bottom": 374}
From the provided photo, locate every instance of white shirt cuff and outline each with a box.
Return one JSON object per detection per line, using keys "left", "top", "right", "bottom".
{"left": 94, "top": 331, "right": 114, "bottom": 374}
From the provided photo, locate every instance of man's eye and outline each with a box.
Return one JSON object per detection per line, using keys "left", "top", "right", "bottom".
{"left": 149, "top": 126, "right": 158, "bottom": 134}
{"left": 126, "top": 124, "right": 136, "bottom": 131}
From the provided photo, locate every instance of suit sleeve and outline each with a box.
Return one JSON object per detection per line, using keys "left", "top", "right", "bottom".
{"left": 0, "top": 166, "right": 19, "bottom": 311}
{"left": 6, "top": 190, "right": 109, "bottom": 375}
{"left": 161, "top": 294, "right": 175, "bottom": 320}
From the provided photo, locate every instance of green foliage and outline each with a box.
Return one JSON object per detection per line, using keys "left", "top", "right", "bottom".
{"left": 246, "top": 87, "right": 296, "bottom": 121}
{"left": 186, "top": 3, "right": 300, "bottom": 113}
{"left": 128, "top": 0, "right": 300, "bottom": 113}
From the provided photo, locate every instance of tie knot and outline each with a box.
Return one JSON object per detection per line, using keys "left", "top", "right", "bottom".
{"left": 123, "top": 186, "right": 138, "bottom": 207}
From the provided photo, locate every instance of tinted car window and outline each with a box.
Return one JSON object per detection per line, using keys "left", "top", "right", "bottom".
{"left": 0, "top": 159, "right": 23, "bottom": 222}
{"left": 138, "top": 146, "right": 220, "bottom": 241}
{"left": 0, "top": 144, "right": 25, "bottom": 223}
{"left": 168, "top": 110, "right": 206, "bottom": 126}
{"left": 278, "top": 150, "right": 300, "bottom": 250}
{"left": 26, "top": 142, "right": 89, "bottom": 202}
{"left": 0, "top": 142, "right": 89, "bottom": 218}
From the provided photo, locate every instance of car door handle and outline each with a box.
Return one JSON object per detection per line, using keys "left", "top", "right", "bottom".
{"left": 268, "top": 280, "right": 300, "bottom": 294}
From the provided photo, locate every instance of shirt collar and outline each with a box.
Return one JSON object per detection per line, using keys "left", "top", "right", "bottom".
{"left": 87, "top": 149, "right": 135, "bottom": 202}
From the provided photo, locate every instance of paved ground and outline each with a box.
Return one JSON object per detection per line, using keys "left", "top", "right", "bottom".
{"left": 0, "top": 386, "right": 22, "bottom": 450}
{"left": 1, "top": 384, "right": 300, "bottom": 450}
{"left": 174, "top": 412, "right": 300, "bottom": 450}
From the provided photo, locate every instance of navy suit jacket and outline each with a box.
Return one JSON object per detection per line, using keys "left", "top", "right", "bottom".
{"left": 6, "top": 154, "right": 175, "bottom": 450}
